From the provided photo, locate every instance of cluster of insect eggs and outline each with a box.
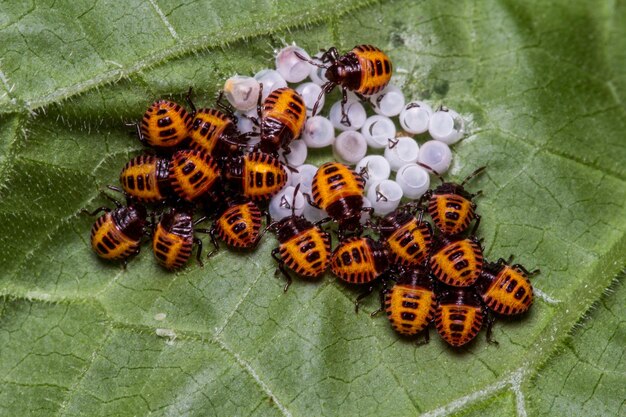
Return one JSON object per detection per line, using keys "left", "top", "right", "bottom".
{"left": 86, "top": 43, "right": 536, "bottom": 348}
{"left": 223, "top": 44, "right": 466, "bottom": 221}
{"left": 226, "top": 44, "right": 538, "bottom": 347}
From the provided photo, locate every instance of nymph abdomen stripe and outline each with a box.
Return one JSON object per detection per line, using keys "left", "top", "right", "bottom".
{"left": 90, "top": 214, "right": 139, "bottom": 260}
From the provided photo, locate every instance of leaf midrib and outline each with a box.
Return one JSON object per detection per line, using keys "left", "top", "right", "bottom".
{"left": 0, "top": 0, "right": 381, "bottom": 115}
{"left": 1, "top": 1, "right": 624, "bottom": 414}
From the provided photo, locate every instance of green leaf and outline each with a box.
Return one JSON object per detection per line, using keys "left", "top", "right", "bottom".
{"left": 0, "top": 0, "right": 624, "bottom": 415}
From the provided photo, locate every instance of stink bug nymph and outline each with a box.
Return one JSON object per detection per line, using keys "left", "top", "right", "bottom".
{"left": 430, "top": 236, "right": 484, "bottom": 287}
{"left": 86, "top": 199, "right": 147, "bottom": 264}
{"left": 119, "top": 154, "right": 172, "bottom": 203}
{"left": 420, "top": 165, "right": 485, "bottom": 237}
{"left": 185, "top": 89, "right": 251, "bottom": 162}
{"left": 331, "top": 236, "right": 389, "bottom": 311}
{"left": 296, "top": 45, "right": 392, "bottom": 123}
{"left": 137, "top": 98, "right": 192, "bottom": 150}
{"left": 310, "top": 162, "right": 369, "bottom": 235}
{"left": 152, "top": 208, "right": 212, "bottom": 271}
{"left": 169, "top": 149, "right": 222, "bottom": 203}
{"left": 188, "top": 107, "right": 244, "bottom": 159}
{"left": 259, "top": 87, "right": 307, "bottom": 155}
{"left": 435, "top": 286, "right": 485, "bottom": 347}
{"left": 223, "top": 152, "right": 288, "bottom": 201}
{"left": 268, "top": 185, "right": 332, "bottom": 291}
{"left": 211, "top": 199, "right": 267, "bottom": 250}
{"left": 372, "top": 267, "right": 436, "bottom": 342}
{"left": 475, "top": 257, "right": 538, "bottom": 315}
{"left": 371, "top": 206, "right": 433, "bottom": 268}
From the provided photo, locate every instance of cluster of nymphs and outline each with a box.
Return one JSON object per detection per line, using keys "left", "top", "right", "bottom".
{"left": 86, "top": 43, "right": 539, "bottom": 347}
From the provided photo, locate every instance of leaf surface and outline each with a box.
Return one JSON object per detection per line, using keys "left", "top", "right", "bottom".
{"left": 0, "top": 0, "right": 625, "bottom": 416}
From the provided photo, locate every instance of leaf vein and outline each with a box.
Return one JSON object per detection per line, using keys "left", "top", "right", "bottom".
{"left": 147, "top": 0, "right": 180, "bottom": 41}
{"left": 57, "top": 327, "right": 114, "bottom": 416}
{"left": 2, "top": 0, "right": 382, "bottom": 114}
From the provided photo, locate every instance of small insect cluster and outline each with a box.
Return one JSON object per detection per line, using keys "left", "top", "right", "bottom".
{"left": 357, "top": 166, "right": 540, "bottom": 347}
{"left": 227, "top": 44, "right": 464, "bottom": 220}
{"left": 86, "top": 43, "right": 538, "bottom": 348}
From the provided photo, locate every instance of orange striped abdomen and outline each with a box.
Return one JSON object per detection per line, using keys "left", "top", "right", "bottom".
{"left": 385, "top": 284, "right": 435, "bottom": 336}
{"left": 431, "top": 238, "right": 483, "bottom": 287}
{"left": 140, "top": 100, "right": 191, "bottom": 149}
{"left": 169, "top": 150, "right": 221, "bottom": 202}
{"left": 482, "top": 266, "right": 534, "bottom": 315}
{"left": 279, "top": 227, "right": 331, "bottom": 277}
{"left": 188, "top": 108, "right": 235, "bottom": 155}
{"left": 261, "top": 88, "right": 306, "bottom": 149}
{"left": 435, "top": 304, "right": 483, "bottom": 347}
{"left": 429, "top": 193, "right": 475, "bottom": 236}
{"left": 152, "top": 223, "right": 193, "bottom": 270}
{"left": 119, "top": 155, "right": 169, "bottom": 202}
{"left": 331, "top": 237, "right": 387, "bottom": 284}
{"left": 90, "top": 214, "right": 140, "bottom": 260}
{"left": 215, "top": 202, "right": 262, "bottom": 248}
{"left": 241, "top": 152, "right": 287, "bottom": 201}
{"left": 385, "top": 219, "right": 432, "bottom": 267}
{"left": 352, "top": 45, "right": 392, "bottom": 95}
{"left": 312, "top": 162, "right": 365, "bottom": 210}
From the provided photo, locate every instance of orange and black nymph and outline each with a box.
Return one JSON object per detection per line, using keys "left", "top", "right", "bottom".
{"left": 435, "top": 286, "right": 484, "bottom": 347}
{"left": 119, "top": 154, "right": 172, "bottom": 203}
{"left": 187, "top": 107, "right": 249, "bottom": 161}
{"left": 330, "top": 236, "right": 388, "bottom": 285}
{"left": 378, "top": 267, "right": 436, "bottom": 339}
{"left": 422, "top": 166, "right": 485, "bottom": 237}
{"left": 223, "top": 152, "right": 288, "bottom": 201}
{"left": 310, "top": 162, "right": 368, "bottom": 234}
{"left": 169, "top": 149, "right": 222, "bottom": 203}
{"left": 212, "top": 200, "right": 265, "bottom": 250}
{"left": 138, "top": 99, "right": 192, "bottom": 150}
{"left": 152, "top": 208, "right": 209, "bottom": 270}
{"left": 373, "top": 206, "right": 433, "bottom": 268}
{"left": 269, "top": 206, "right": 332, "bottom": 292}
{"left": 475, "top": 258, "right": 538, "bottom": 315}
{"left": 258, "top": 87, "right": 307, "bottom": 155}
{"left": 296, "top": 45, "right": 392, "bottom": 122}
{"left": 88, "top": 202, "right": 147, "bottom": 263}
{"left": 430, "top": 236, "right": 484, "bottom": 287}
